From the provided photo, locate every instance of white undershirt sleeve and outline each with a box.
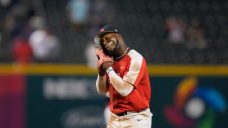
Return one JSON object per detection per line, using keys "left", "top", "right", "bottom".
{"left": 96, "top": 74, "right": 108, "bottom": 95}
{"left": 107, "top": 68, "right": 134, "bottom": 97}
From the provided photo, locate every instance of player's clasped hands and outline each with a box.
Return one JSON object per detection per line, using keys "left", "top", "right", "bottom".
{"left": 95, "top": 48, "right": 113, "bottom": 76}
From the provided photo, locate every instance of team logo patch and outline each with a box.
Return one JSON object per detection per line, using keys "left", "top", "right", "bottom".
{"left": 163, "top": 77, "right": 227, "bottom": 128}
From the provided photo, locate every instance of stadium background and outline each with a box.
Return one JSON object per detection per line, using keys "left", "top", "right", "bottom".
{"left": 0, "top": 0, "right": 227, "bottom": 128}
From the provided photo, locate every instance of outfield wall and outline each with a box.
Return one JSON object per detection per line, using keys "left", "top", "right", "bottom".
{"left": 0, "top": 64, "right": 227, "bottom": 128}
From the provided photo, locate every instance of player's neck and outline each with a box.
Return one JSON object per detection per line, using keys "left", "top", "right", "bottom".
{"left": 115, "top": 47, "right": 130, "bottom": 60}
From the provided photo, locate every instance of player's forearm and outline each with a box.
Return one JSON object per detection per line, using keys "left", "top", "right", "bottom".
{"left": 106, "top": 67, "right": 134, "bottom": 96}
{"left": 96, "top": 74, "right": 108, "bottom": 95}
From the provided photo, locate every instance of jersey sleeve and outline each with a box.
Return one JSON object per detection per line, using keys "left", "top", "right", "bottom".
{"left": 123, "top": 52, "right": 145, "bottom": 88}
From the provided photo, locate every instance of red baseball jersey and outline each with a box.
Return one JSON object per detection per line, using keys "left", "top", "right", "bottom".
{"left": 107, "top": 49, "right": 151, "bottom": 114}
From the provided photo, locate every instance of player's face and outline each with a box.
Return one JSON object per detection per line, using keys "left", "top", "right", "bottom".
{"left": 100, "top": 33, "right": 118, "bottom": 56}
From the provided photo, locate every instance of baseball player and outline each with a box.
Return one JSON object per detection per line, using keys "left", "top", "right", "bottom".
{"left": 94, "top": 24, "right": 153, "bottom": 128}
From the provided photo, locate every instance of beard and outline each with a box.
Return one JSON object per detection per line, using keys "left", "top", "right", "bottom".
{"left": 102, "top": 40, "right": 119, "bottom": 57}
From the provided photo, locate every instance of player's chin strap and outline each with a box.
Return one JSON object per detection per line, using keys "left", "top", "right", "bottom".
{"left": 112, "top": 40, "right": 119, "bottom": 57}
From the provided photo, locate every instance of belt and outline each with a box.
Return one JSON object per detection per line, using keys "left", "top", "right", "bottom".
{"left": 115, "top": 108, "right": 148, "bottom": 117}
{"left": 116, "top": 111, "right": 128, "bottom": 116}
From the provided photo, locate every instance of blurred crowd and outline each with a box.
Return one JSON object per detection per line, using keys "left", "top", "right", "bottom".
{"left": 0, "top": 0, "right": 227, "bottom": 64}
{"left": 0, "top": 0, "right": 60, "bottom": 63}
{"left": 165, "top": 16, "right": 207, "bottom": 49}
{"left": 0, "top": 0, "right": 114, "bottom": 66}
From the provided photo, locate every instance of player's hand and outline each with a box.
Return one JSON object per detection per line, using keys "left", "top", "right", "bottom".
{"left": 100, "top": 61, "right": 113, "bottom": 73}
{"left": 96, "top": 49, "right": 113, "bottom": 76}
